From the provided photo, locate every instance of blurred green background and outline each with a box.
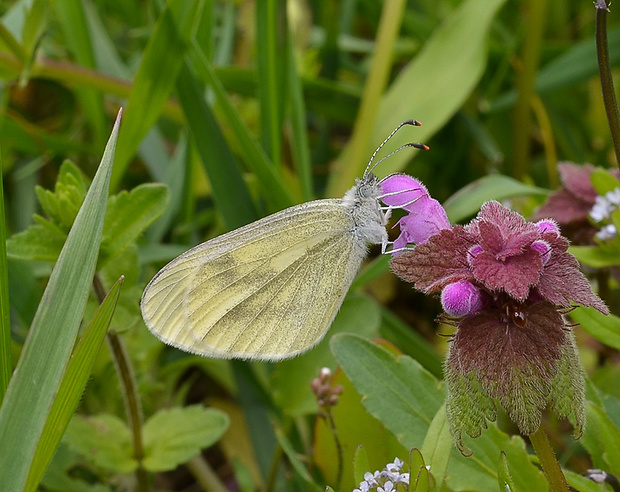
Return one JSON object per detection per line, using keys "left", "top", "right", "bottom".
{"left": 2, "top": 0, "right": 620, "bottom": 491}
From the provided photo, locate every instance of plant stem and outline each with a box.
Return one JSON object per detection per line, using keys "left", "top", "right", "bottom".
{"left": 93, "top": 275, "right": 149, "bottom": 492}
{"left": 323, "top": 408, "right": 343, "bottom": 489}
{"left": 512, "top": 0, "right": 548, "bottom": 180}
{"left": 529, "top": 426, "right": 569, "bottom": 491}
{"left": 0, "top": 51, "right": 183, "bottom": 124}
{"left": 595, "top": 0, "right": 620, "bottom": 169}
{"left": 186, "top": 455, "right": 229, "bottom": 492}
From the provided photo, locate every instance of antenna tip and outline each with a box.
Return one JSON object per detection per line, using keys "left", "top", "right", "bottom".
{"left": 404, "top": 119, "right": 422, "bottom": 127}
{"left": 410, "top": 142, "right": 430, "bottom": 151}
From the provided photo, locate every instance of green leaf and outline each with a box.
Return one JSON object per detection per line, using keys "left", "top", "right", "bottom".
{"left": 100, "top": 183, "right": 170, "bottom": 265}
{"left": 330, "top": 334, "right": 445, "bottom": 450}
{"left": 271, "top": 295, "right": 381, "bottom": 417}
{"left": 352, "top": 446, "right": 370, "bottom": 487}
{"left": 443, "top": 174, "right": 549, "bottom": 224}
{"left": 111, "top": 0, "right": 200, "bottom": 189}
{"left": 420, "top": 405, "right": 451, "bottom": 489}
{"left": 570, "top": 306, "right": 620, "bottom": 350}
{"left": 447, "top": 423, "right": 547, "bottom": 491}
{"left": 100, "top": 244, "right": 140, "bottom": 294}
{"left": 590, "top": 168, "right": 620, "bottom": 196}
{"left": 285, "top": 37, "right": 312, "bottom": 202}
{"left": 379, "top": 308, "right": 444, "bottom": 379}
{"left": 7, "top": 259, "right": 42, "bottom": 330}
{"left": 330, "top": 337, "right": 547, "bottom": 491}
{"left": 497, "top": 451, "right": 516, "bottom": 492}
{"left": 35, "top": 160, "right": 88, "bottom": 231}
{"left": 10, "top": 177, "right": 169, "bottom": 268}
{"left": 274, "top": 427, "right": 323, "bottom": 492}
{"left": 408, "top": 449, "right": 426, "bottom": 489}
{"left": 0, "top": 110, "right": 121, "bottom": 491}
{"left": 142, "top": 405, "right": 229, "bottom": 472}
{"left": 25, "top": 277, "right": 124, "bottom": 491}
{"left": 6, "top": 221, "right": 66, "bottom": 262}
{"left": 38, "top": 444, "right": 110, "bottom": 492}
{"left": 64, "top": 413, "right": 136, "bottom": 473}
{"left": 570, "top": 245, "right": 620, "bottom": 269}
{"left": 580, "top": 402, "right": 620, "bottom": 476}
{"left": 564, "top": 469, "right": 611, "bottom": 492}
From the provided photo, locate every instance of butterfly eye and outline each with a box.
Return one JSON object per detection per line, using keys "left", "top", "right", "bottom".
{"left": 359, "top": 185, "right": 372, "bottom": 198}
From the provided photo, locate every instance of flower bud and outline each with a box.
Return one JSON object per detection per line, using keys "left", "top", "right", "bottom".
{"left": 531, "top": 240, "right": 551, "bottom": 265}
{"left": 441, "top": 281, "right": 484, "bottom": 317}
{"left": 536, "top": 219, "right": 560, "bottom": 236}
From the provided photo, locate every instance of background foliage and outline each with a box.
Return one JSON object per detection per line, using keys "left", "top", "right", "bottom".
{"left": 1, "top": 0, "right": 619, "bottom": 490}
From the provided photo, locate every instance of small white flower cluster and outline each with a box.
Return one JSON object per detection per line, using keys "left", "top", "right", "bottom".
{"left": 589, "top": 188, "right": 620, "bottom": 241}
{"left": 353, "top": 458, "right": 410, "bottom": 492}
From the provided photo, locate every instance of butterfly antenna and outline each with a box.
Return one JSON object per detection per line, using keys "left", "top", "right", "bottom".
{"left": 364, "top": 119, "right": 429, "bottom": 176}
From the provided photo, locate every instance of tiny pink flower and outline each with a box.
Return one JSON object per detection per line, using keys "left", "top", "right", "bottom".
{"left": 381, "top": 174, "right": 451, "bottom": 247}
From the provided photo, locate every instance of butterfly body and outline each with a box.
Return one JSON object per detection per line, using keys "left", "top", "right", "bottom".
{"left": 140, "top": 172, "right": 387, "bottom": 361}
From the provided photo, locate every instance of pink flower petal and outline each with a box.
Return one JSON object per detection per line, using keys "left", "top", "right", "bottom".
{"left": 381, "top": 173, "right": 428, "bottom": 211}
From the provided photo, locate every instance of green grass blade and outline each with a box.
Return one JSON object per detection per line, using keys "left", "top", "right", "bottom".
{"left": 286, "top": 36, "right": 313, "bottom": 202}
{"left": 190, "top": 40, "right": 295, "bottom": 210}
{"left": 0, "top": 149, "right": 11, "bottom": 401}
{"left": 0, "top": 111, "right": 121, "bottom": 492}
{"left": 24, "top": 276, "right": 124, "bottom": 492}
{"left": 111, "top": 0, "right": 199, "bottom": 190}
{"left": 256, "top": 0, "right": 285, "bottom": 168}
{"left": 176, "top": 62, "right": 258, "bottom": 229}
{"left": 53, "top": 0, "right": 107, "bottom": 148}
{"left": 334, "top": 0, "right": 507, "bottom": 195}
{"left": 327, "top": 0, "right": 407, "bottom": 197}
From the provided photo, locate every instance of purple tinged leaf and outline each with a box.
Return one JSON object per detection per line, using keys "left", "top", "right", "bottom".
{"left": 471, "top": 249, "right": 543, "bottom": 301}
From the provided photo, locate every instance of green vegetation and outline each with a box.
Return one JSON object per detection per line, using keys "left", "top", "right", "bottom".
{"left": 1, "top": 0, "right": 619, "bottom": 490}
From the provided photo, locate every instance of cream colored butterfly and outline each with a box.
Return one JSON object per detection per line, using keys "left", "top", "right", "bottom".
{"left": 141, "top": 120, "right": 427, "bottom": 361}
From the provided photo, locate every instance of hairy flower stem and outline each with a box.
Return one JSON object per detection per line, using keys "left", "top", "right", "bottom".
{"left": 596, "top": 1, "right": 620, "bottom": 168}
{"left": 93, "top": 275, "right": 148, "bottom": 492}
{"left": 529, "top": 426, "right": 569, "bottom": 491}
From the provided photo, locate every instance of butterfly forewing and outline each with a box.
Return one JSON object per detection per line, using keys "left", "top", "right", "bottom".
{"left": 141, "top": 199, "right": 368, "bottom": 360}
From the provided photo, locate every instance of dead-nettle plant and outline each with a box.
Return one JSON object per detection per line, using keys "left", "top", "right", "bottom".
{"left": 383, "top": 175, "right": 608, "bottom": 472}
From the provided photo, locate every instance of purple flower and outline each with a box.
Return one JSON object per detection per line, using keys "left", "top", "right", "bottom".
{"left": 381, "top": 174, "right": 451, "bottom": 248}
{"left": 441, "top": 280, "right": 485, "bottom": 317}
{"left": 391, "top": 201, "right": 608, "bottom": 454}
{"left": 533, "top": 162, "right": 620, "bottom": 244}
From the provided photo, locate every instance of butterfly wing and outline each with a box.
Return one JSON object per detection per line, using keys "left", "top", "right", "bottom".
{"left": 140, "top": 199, "right": 369, "bottom": 360}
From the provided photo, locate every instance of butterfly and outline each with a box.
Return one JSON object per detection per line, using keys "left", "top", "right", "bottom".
{"left": 140, "top": 120, "right": 427, "bottom": 360}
